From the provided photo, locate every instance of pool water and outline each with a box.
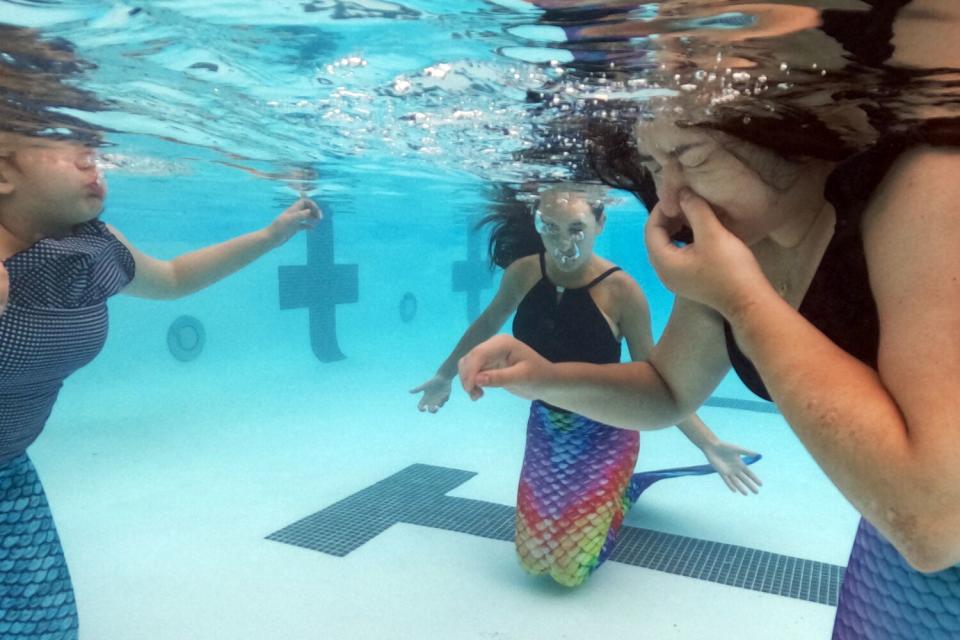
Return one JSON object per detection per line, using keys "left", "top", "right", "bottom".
{"left": 22, "top": 159, "right": 857, "bottom": 639}
{"left": 0, "top": 1, "right": 873, "bottom": 638}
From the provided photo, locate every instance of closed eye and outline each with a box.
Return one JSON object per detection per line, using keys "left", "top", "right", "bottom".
{"left": 637, "top": 155, "right": 662, "bottom": 175}
{"left": 675, "top": 143, "right": 712, "bottom": 168}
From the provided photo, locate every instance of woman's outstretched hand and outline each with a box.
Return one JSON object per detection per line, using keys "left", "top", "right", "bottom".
{"left": 458, "top": 334, "right": 552, "bottom": 401}
{"left": 700, "top": 440, "right": 763, "bottom": 495}
{"left": 267, "top": 197, "right": 323, "bottom": 248}
{"left": 410, "top": 375, "right": 452, "bottom": 413}
{"left": 644, "top": 189, "right": 766, "bottom": 318}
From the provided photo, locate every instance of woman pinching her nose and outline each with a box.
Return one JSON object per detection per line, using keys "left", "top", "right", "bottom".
{"left": 460, "top": 107, "right": 960, "bottom": 638}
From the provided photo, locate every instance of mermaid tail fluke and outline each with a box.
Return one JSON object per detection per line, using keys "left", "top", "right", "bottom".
{"left": 628, "top": 453, "right": 762, "bottom": 501}
{"left": 515, "top": 400, "right": 760, "bottom": 587}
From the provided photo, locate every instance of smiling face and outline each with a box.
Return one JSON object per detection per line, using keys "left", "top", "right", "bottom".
{"left": 634, "top": 116, "right": 833, "bottom": 246}
{"left": 535, "top": 187, "right": 605, "bottom": 273}
{"left": 0, "top": 135, "right": 107, "bottom": 240}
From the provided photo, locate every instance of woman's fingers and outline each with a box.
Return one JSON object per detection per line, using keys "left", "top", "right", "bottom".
{"left": 289, "top": 198, "right": 322, "bottom": 221}
{"left": 743, "top": 465, "right": 763, "bottom": 488}
{"left": 417, "top": 397, "right": 444, "bottom": 413}
{"left": 296, "top": 200, "right": 322, "bottom": 225}
{"left": 733, "top": 451, "right": 763, "bottom": 492}
{"left": 458, "top": 353, "right": 484, "bottom": 394}
{"left": 302, "top": 199, "right": 322, "bottom": 219}
{"left": 677, "top": 188, "right": 723, "bottom": 239}
{"left": 721, "top": 474, "right": 738, "bottom": 494}
{"left": 729, "top": 464, "right": 761, "bottom": 494}
{"left": 737, "top": 472, "right": 760, "bottom": 494}
{"left": 645, "top": 204, "right": 681, "bottom": 251}
{"left": 474, "top": 364, "right": 524, "bottom": 389}
{"left": 644, "top": 205, "right": 687, "bottom": 279}
{"left": 458, "top": 335, "right": 539, "bottom": 401}
{"left": 458, "top": 335, "right": 512, "bottom": 391}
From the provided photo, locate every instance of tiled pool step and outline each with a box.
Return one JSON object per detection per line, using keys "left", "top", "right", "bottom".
{"left": 268, "top": 463, "right": 843, "bottom": 606}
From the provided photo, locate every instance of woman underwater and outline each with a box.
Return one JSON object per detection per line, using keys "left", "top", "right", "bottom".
{"left": 413, "top": 183, "right": 760, "bottom": 587}
{"left": 0, "top": 129, "right": 319, "bottom": 639}
{"left": 462, "top": 0, "right": 960, "bottom": 634}
{"left": 459, "top": 95, "right": 960, "bottom": 640}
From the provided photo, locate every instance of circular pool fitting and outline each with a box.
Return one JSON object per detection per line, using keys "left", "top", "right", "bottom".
{"left": 398, "top": 292, "right": 418, "bottom": 323}
{"left": 167, "top": 315, "right": 206, "bottom": 362}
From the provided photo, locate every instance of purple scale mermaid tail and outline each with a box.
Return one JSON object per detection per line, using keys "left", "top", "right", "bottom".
{"left": 515, "top": 400, "right": 761, "bottom": 587}
{"left": 833, "top": 518, "right": 960, "bottom": 639}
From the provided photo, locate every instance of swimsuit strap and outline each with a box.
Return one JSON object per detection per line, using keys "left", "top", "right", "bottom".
{"left": 583, "top": 266, "right": 622, "bottom": 290}
{"left": 538, "top": 252, "right": 621, "bottom": 290}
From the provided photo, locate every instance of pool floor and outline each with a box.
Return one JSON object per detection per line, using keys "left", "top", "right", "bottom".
{"left": 28, "top": 345, "right": 859, "bottom": 640}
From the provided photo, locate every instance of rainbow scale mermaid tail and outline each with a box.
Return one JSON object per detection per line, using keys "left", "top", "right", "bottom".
{"left": 832, "top": 518, "right": 960, "bottom": 639}
{"left": 515, "top": 400, "right": 760, "bottom": 587}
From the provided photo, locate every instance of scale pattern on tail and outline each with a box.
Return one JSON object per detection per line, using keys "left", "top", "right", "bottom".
{"left": 515, "top": 400, "right": 760, "bottom": 587}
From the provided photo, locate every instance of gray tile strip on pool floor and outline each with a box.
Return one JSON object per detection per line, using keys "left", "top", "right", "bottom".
{"left": 267, "top": 463, "right": 844, "bottom": 606}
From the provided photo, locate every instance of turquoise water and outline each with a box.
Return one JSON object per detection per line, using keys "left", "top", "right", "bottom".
{"left": 0, "top": 2, "right": 865, "bottom": 638}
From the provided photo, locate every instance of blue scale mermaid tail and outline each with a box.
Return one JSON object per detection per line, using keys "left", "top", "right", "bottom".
{"left": 0, "top": 454, "right": 78, "bottom": 640}
{"left": 833, "top": 518, "right": 960, "bottom": 639}
{"left": 515, "top": 400, "right": 760, "bottom": 587}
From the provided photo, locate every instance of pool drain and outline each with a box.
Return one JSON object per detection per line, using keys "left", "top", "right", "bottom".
{"left": 398, "top": 292, "right": 418, "bottom": 323}
{"left": 167, "top": 315, "right": 206, "bottom": 362}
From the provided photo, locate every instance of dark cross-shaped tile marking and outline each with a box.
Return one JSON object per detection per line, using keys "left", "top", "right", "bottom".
{"left": 267, "top": 462, "right": 844, "bottom": 605}
{"left": 452, "top": 215, "right": 492, "bottom": 323}
{"left": 278, "top": 208, "right": 358, "bottom": 362}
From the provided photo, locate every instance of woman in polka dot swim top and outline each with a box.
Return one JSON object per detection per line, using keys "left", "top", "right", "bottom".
{"left": 0, "top": 132, "right": 321, "bottom": 639}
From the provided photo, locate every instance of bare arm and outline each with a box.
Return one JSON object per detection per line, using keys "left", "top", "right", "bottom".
{"left": 727, "top": 147, "right": 960, "bottom": 571}
{"left": 110, "top": 198, "right": 320, "bottom": 300}
{"left": 435, "top": 256, "right": 538, "bottom": 379}
{"left": 617, "top": 277, "right": 721, "bottom": 444}
{"left": 615, "top": 274, "right": 759, "bottom": 493}
{"left": 461, "top": 288, "right": 733, "bottom": 431}
{"left": 412, "top": 255, "right": 539, "bottom": 412}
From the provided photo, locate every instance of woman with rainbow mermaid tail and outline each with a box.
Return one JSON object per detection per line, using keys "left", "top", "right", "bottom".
{"left": 412, "top": 183, "right": 761, "bottom": 587}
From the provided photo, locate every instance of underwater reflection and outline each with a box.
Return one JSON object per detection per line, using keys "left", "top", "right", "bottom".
{"left": 0, "top": 23, "right": 106, "bottom": 142}
{"left": 513, "top": 0, "right": 960, "bottom": 152}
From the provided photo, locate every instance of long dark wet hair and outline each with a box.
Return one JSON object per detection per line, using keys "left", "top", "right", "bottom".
{"left": 585, "top": 103, "right": 857, "bottom": 215}
{"left": 477, "top": 184, "right": 541, "bottom": 270}
{"left": 0, "top": 25, "right": 108, "bottom": 143}
{"left": 553, "top": 0, "right": 960, "bottom": 215}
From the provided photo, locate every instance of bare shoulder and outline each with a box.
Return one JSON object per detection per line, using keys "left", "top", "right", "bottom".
{"left": 497, "top": 253, "right": 543, "bottom": 300}
{"left": 863, "top": 145, "right": 960, "bottom": 283}
{"left": 597, "top": 267, "right": 650, "bottom": 323}
{"left": 862, "top": 145, "right": 960, "bottom": 441}
{"left": 103, "top": 223, "right": 140, "bottom": 257}
{"left": 503, "top": 253, "right": 542, "bottom": 284}
{"left": 863, "top": 145, "right": 960, "bottom": 237}
{"left": 605, "top": 267, "right": 647, "bottom": 302}
{"left": 606, "top": 267, "right": 643, "bottom": 295}
{"left": 104, "top": 223, "right": 129, "bottom": 244}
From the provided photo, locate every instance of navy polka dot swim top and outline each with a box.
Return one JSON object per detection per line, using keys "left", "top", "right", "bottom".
{"left": 0, "top": 219, "right": 134, "bottom": 463}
